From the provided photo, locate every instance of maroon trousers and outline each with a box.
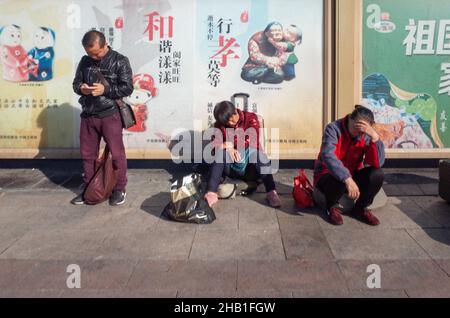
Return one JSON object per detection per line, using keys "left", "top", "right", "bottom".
{"left": 80, "top": 112, "right": 127, "bottom": 191}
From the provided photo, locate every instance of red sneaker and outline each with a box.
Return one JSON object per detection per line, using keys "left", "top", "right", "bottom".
{"left": 354, "top": 208, "right": 380, "bottom": 226}
{"left": 327, "top": 206, "right": 344, "bottom": 226}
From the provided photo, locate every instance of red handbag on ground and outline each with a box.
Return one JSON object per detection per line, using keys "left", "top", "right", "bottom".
{"left": 84, "top": 146, "right": 118, "bottom": 205}
{"left": 292, "top": 169, "right": 315, "bottom": 208}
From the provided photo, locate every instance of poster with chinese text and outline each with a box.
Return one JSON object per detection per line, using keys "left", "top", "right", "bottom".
{"left": 194, "top": 0, "right": 324, "bottom": 158}
{"left": 363, "top": 0, "right": 450, "bottom": 149}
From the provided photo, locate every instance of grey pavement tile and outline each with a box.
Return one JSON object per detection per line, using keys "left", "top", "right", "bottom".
{"left": 374, "top": 197, "right": 442, "bottom": 229}
{"left": 16, "top": 260, "right": 89, "bottom": 290}
{"left": 30, "top": 172, "right": 74, "bottom": 190}
{"left": 17, "top": 260, "right": 137, "bottom": 291}
{"left": 0, "top": 223, "right": 31, "bottom": 254}
{"left": 278, "top": 216, "right": 335, "bottom": 261}
{"left": 237, "top": 289, "right": 293, "bottom": 298}
{"left": 383, "top": 170, "right": 438, "bottom": 184}
{"left": 405, "top": 288, "right": 450, "bottom": 298}
{"left": 273, "top": 195, "right": 320, "bottom": 220}
{"left": 214, "top": 195, "right": 248, "bottom": 211}
{"left": 126, "top": 170, "right": 172, "bottom": 183}
{"left": 234, "top": 229, "right": 285, "bottom": 261}
{"left": 382, "top": 184, "right": 404, "bottom": 197}
{"left": 1, "top": 170, "right": 48, "bottom": 189}
{"left": 68, "top": 206, "right": 160, "bottom": 233}
{"left": 292, "top": 289, "right": 351, "bottom": 298}
{"left": 60, "top": 289, "right": 176, "bottom": 298}
{"left": 418, "top": 184, "right": 439, "bottom": 196}
{"left": 337, "top": 259, "right": 450, "bottom": 291}
{"left": 189, "top": 229, "right": 242, "bottom": 260}
{"left": 0, "top": 228, "right": 109, "bottom": 260}
{"left": 396, "top": 184, "right": 425, "bottom": 196}
{"left": 0, "top": 204, "right": 92, "bottom": 233}
{"left": 96, "top": 226, "right": 196, "bottom": 260}
{"left": 238, "top": 204, "right": 279, "bottom": 232}
{"left": 229, "top": 193, "right": 276, "bottom": 211}
{"left": 435, "top": 259, "right": 450, "bottom": 276}
{"left": 126, "top": 179, "right": 172, "bottom": 195}
{"left": 60, "top": 174, "right": 84, "bottom": 190}
{"left": 348, "top": 289, "right": 408, "bottom": 298}
{"left": 0, "top": 191, "right": 71, "bottom": 208}
{"left": 126, "top": 260, "right": 237, "bottom": 293}
{"left": 238, "top": 260, "right": 347, "bottom": 292}
{"left": 197, "top": 203, "right": 239, "bottom": 231}
{"left": 0, "top": 171, "right": 19, "bottom": 189}
{"left": 406, "top": 228, "right": 450, "bottom": 259}
{"left": 177, "top": 290, "right": 237, "bottom": 298}
{"left": 137, "top": 192, "right": 171, "bottom": 209}
{"left": 0, "top": 289, "right": 63, "bottom": 298}
{"left": 155, "top": 214, "right": 200, "bottom": 231}
{"left": 410, "top": 196, "right": 450, "bottom": 228}
{"left": 77, "top": 259, "right": 138, "bottom": 290}
{"left": 0, "top": 260, "right": 39, "bottom": 290}
{"left": 322, "top": 228, "right": 430, "bottom": 260}
{"left": 190, "top": 228, "right": 285, "bottom": 261}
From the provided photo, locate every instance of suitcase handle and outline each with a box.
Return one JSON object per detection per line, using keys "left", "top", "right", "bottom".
{"left": 231, "top": 93, "right": 250, "bottom": 111}
{"left": 232, "top": 93, "right": 249, "bottom": 99}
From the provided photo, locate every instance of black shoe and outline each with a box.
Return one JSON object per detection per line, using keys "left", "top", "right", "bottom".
{"left": 109, "top": 190, "right": 126, "bottom": 206}
{"left": 70, "top": 193, "right": 85, "bottom": 205}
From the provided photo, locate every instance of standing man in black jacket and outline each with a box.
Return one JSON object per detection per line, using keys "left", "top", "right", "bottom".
{"left": 71, "top": 30, "right": 133, "bottom": 206}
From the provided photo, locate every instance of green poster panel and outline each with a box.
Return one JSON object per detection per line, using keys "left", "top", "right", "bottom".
{"left": 363, "top": 0, "right": 450, "bottom": 149}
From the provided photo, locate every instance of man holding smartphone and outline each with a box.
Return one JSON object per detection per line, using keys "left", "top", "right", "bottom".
{"left": 71, "top": 30, "right": 133, "bottom": 206}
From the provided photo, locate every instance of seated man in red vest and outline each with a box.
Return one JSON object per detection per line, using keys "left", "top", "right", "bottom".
{"left": 313, "top": 105, "right": 385, "bottom": 226}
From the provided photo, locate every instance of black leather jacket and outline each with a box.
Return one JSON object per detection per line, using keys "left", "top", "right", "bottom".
{"left": 73, "top": 47, "right": 133, "bottom": 118}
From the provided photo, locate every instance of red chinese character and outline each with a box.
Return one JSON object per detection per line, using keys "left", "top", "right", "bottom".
{"left": 144, "top": 11, "right": 174, "bottom": 42}
{"left": 210, "top": 35, "right": 240, "bottom": 67}
{"left": 115, "top": 17, "right": 123, "bottom": 29}
{"left": 241, "top": 11, "right": 248, "bottom": 23}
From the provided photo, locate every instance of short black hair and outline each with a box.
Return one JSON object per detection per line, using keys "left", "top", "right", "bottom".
{"left": 82, "top": 30, "right": 106, "bottom": 48}
{"left": 214, "top": 101, "right": 236, "bottom": 127}
{"left": 350, "top": 105, "right": 375, "bottom": 125}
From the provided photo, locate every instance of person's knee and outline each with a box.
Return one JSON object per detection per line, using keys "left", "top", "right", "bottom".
{"left": 213, "top": 149, "right": 228, "bottom": 163}
{"left": 368, "top": 168, "right": 384, "bottom": 185}
{"left": 80, "top": 145, "right": 98, "bottom": 160}
{"left": 241, "top": 69, "right": 254, "bottom": 82}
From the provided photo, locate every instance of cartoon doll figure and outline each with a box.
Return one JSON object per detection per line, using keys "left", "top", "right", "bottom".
{"left": 0, "top": 24, "right": 32, "bottom": 82}
{"left": 123, "top": 74, "right": 158, "bottom": 132}
{"left": 27, "top": 27, "right": 55, "bottom": 81}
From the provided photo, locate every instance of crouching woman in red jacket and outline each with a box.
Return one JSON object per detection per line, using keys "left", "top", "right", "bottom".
{"left": 313, "top": 105, "right": 385, "bottom": 226}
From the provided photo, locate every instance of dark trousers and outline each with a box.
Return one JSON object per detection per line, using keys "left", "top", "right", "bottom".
{"left": 206, "top": 149, "right": 276, "bottom": 193}
{"left": 316, "top": 167, "right": 384, "bottom": 211}
{"left": 283, "top": 64, "right": 296, "bottom": 80}
{"left": 80, "top": 112, "right": 127, "bottom": 191}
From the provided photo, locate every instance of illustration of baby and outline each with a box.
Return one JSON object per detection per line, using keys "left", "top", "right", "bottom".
{"left": 28, "top": 27, "right": 56, "bottom": 81}
{"left": 0, "top": 24, "right": 32, "bottom": 82}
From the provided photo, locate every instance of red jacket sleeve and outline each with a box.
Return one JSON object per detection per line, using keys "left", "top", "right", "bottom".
{"left": 244, "top": 112, "right": 260, "bottom": 149}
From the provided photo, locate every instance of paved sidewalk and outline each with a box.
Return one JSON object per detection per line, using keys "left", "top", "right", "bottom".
{"left": 0, "top": 166, "right": 449, "bottom": 298}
